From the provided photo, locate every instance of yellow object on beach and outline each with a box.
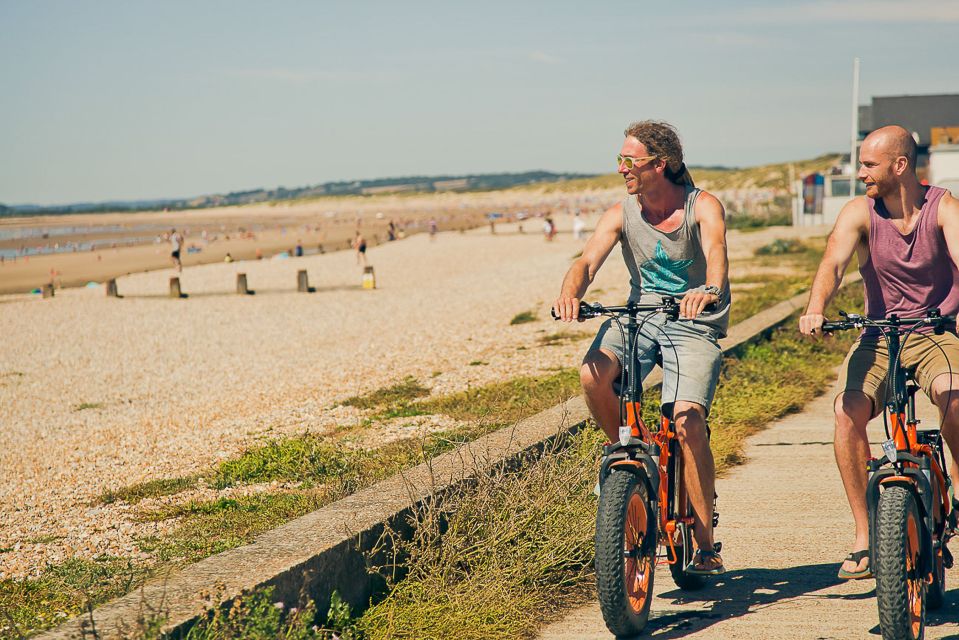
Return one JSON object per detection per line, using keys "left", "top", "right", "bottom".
{"left": 363, "top": 266, "right": 376, "bottom": 289}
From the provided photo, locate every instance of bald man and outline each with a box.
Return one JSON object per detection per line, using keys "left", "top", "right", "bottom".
{"left": 800, "top": 126, "right": 959, "bottom": 579}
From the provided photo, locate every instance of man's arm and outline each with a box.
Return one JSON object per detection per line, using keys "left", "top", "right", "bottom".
{"left": 799, "top": 198, "right": 868, "bottom": 336}
{"left": 937, "top": 191, "right": 959, "bottom": 331}
{"left": 553, "top": 203, "right": 623, "bottom": 322}
{"left": 686, "top": 192, "right": 727, "bottom": 319}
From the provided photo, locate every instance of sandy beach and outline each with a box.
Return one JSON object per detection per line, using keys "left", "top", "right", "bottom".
{"left": 0, "top": 188, "right": 615, "bottom": 295}
{"left": 0, "top": 204, "right": 827, "bottom": 579}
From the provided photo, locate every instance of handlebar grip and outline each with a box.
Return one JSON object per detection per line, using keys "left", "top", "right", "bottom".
{"left": 820, "top": 322, "right": 844, "bottom": 332}
{"left": 551, "top": 302, "right": 602, "bottom": 321}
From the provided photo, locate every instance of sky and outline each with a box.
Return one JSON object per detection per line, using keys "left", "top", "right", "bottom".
{"left": 2, "top": 0, "right": 958, "bottom": 205}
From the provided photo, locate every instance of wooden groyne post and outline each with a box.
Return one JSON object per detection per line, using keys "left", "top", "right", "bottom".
{"left": 105, "top": 279, "right": 120, "bottom": 298}
{"left": 42, "top": 284, "right": 54, "bottom": 298}
{"left": 236, "top": 273, "right": 254, "bottom": 295}
{"left": 297, "top": 270, "right": 315, "bottom": 293}
{"left": 169, "top": 277, "right": 186, "bottom": 298}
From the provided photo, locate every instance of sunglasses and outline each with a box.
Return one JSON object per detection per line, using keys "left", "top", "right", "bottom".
{"left": 617, "top": 154, "right": 657, "bottom": 170}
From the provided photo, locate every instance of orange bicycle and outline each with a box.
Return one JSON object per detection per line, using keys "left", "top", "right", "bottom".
{"left": 557, "top": 297, "right": 720, "bottom": 637}
{"left": 824, "top": 310, "right": 956, "bottom": 640}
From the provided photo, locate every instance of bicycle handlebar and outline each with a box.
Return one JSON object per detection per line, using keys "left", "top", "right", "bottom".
{"left": 821, "top": 309, "right": 956, "bottom": 334}
{"left": 551, "top": 296, "right": 717, "bottom": 322}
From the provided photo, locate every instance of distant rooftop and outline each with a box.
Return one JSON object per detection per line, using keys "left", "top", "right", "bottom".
{"left": 859, "top": 93, "right": 959, "bottom": 146}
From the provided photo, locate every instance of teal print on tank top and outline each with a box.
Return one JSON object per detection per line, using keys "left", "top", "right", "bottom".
{"left": 639, "top": 240, "right": 692, "bottom": 294}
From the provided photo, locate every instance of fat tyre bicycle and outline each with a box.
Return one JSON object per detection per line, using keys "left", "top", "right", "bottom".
{"left": 823, "top": 310, "right": 956, "bottom": 640}
{"left": 556, "top": 297, "right": 719, "bottom": 638}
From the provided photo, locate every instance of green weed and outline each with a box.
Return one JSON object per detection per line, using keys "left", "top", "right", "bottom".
{"left": 0, "top": 556, "right": 143, "bottom": 637}
{"left": 536, "top": 331, "right": 591, "bottom": 347}
{"left": 73, "top": 402, "right": 103, "bottom": 412}
{"left": 509, "top": 311, "right": 537, "bottom": 325}
{"left": 99, "top": 476, "right": 199, "bottom": 505}
{"left": 342, "top": 376, "right": 430, "bottom": 411}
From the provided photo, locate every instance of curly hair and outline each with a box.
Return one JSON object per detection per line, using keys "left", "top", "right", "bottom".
{"left": 624, "top": 120, "right": 694, "bottom": 187}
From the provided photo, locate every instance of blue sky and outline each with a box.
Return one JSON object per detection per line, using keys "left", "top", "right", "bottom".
{"left": 2, "top": 0, "right": 957, "bottom": 205}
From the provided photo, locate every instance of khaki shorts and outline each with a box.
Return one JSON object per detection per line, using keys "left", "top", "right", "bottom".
{"left": 837, "top": 331, "right": 959, "bottom": 415}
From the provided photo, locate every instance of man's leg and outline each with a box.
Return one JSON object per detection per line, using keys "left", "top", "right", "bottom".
{"left": 580, "top": 348, "right": 622, "bottom": 442}
{"left": 673, "top": 401, "right": 715, "bottom": 552}
{"left": 834, "top": 390, "right": 873, "bottom": 574}
{"left": 930, "top": 373, "right": 959, "bottom": 491}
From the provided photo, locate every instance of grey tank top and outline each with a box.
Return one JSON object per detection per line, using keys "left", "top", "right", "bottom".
{"left": 621, "top": 186, "right": 730, "bottom": 336}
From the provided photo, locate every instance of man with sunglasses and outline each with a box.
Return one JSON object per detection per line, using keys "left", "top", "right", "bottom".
{"left": 554, "top": 120, "right": 730, "bottom": 575}
{"left": 800, "top": 125, "right": 959, "bottom": 580}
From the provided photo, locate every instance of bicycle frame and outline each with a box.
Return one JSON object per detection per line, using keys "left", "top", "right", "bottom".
{"left": 592, "top": 299, "right": 698, "bottom": 566}
{"left": 825, "top": 312, "right": 955, "bottom": 582}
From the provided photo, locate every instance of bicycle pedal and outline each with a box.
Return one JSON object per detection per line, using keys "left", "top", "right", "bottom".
{"left": 944, "top": 544, "right": 954, "bottom": 570}
{"left": 712, "top": 511, "right": 720, "bottom": 527}
{"left": 713, "top": 541, "right": 722, "bottom": 554}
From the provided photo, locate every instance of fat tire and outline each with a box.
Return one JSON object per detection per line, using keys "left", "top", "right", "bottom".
{"left": 669, "top": 522, "right": 705, "bottom": 590}
{"left": 875, "top": 486, "right": 926, "bottom": 640}
{"left": 595, "top": 470, "right": 656, "bottom": 638}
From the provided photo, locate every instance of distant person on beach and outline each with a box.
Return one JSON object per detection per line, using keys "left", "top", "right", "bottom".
{"left": 169, "top": 228, "right": 184, "bottom": 272}
{"left": 387, "top": 220, "right": 397, "bottom": 241}
{"left": 224, "top": 252, "right": 234, "bottom": 263}
{"left": 554, "top": 119, "right": 730, "bottom": 576}
{"left": 543, "top": 217, "right": 556, "bottom": 241}
{"left": 573, "top": 212, "right": 587, "bottom": 240}
{"left": 353, "top": 231, "right": 368, "bottom": 266}
{"left": 429, "top": 217, "right": 438, "bottom": 240}
{"left": 295, "top": 241, "right": 304, "bottom": 257}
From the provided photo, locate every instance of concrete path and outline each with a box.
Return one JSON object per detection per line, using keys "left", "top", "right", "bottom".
{"left": 539, "top": 390, "right": 959, "bottom": 639}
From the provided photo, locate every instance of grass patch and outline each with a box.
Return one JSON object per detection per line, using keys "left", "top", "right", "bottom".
{"left": 358, "top": 429, "right": 600, "bottom": 640}
{"left": 213, "top": 437, "right": 360, "bottom": 489}
{"left": 136, "top": 492, "right": 331, "bottom": 563}
{"left": 0, "top": 556, "right": 144, "bottom": 637}
{"left": 726, "top": 212, "right": 792, "bottom": 231}
{"left": 729, "top": 276, "right": 810, "bottom": 325}
{"left": 26, "top": 534, "right": 65, "bottom": 544}
{"left": 73, "top": 402, "right": 103, "bottom": 412}
{"left": 509, "top": 310, "right": 537, "bottom": 325}
{"left": 172, "top": 588, "right": 356, "bottom": 640}
{"left": 755, "top": 238, "right": 805, "bottom": 255}
{"left": 536, "top": 330, "right": 591, "bottom": 347}
{"left": 415, "top": 369, "right": 580, "bottom": 425}
{"left": 342, "top": 376, "right": 430, "bottom": 411}
{"left": 99, "top": 475, "right": 199, "bottom": 505}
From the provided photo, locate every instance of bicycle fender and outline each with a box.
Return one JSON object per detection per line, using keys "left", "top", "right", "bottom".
{"left": 604, "top": 453, "right": 660, "bottom": 498}
{"left": 877, "top": 476, "right": 935, "bottom": 576}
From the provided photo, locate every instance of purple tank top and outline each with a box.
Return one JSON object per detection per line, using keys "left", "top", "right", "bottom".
{"left": 860, "top": 186, "right": 959, "bottom": 336}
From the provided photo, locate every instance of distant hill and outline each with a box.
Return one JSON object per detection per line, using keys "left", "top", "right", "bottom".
{"left": 0, "top": 170, "right": 596, "bottom": 218}
{"left": 512, "top": 154, "right": 843, "bottom": 194}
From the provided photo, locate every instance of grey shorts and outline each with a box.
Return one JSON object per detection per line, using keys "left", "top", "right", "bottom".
{"left": 587, "top": 314, "right": 723, "bottom": 413}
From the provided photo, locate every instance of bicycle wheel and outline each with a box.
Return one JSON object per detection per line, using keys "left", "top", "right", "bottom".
{"left": 595, "top": 469, "right": 657, "bottom": 638}
{"left": 669, "top": 521, "right": 705, "bottom": 590}
{"left": 875, "top": 485, "right": 926, "bottom": 640}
